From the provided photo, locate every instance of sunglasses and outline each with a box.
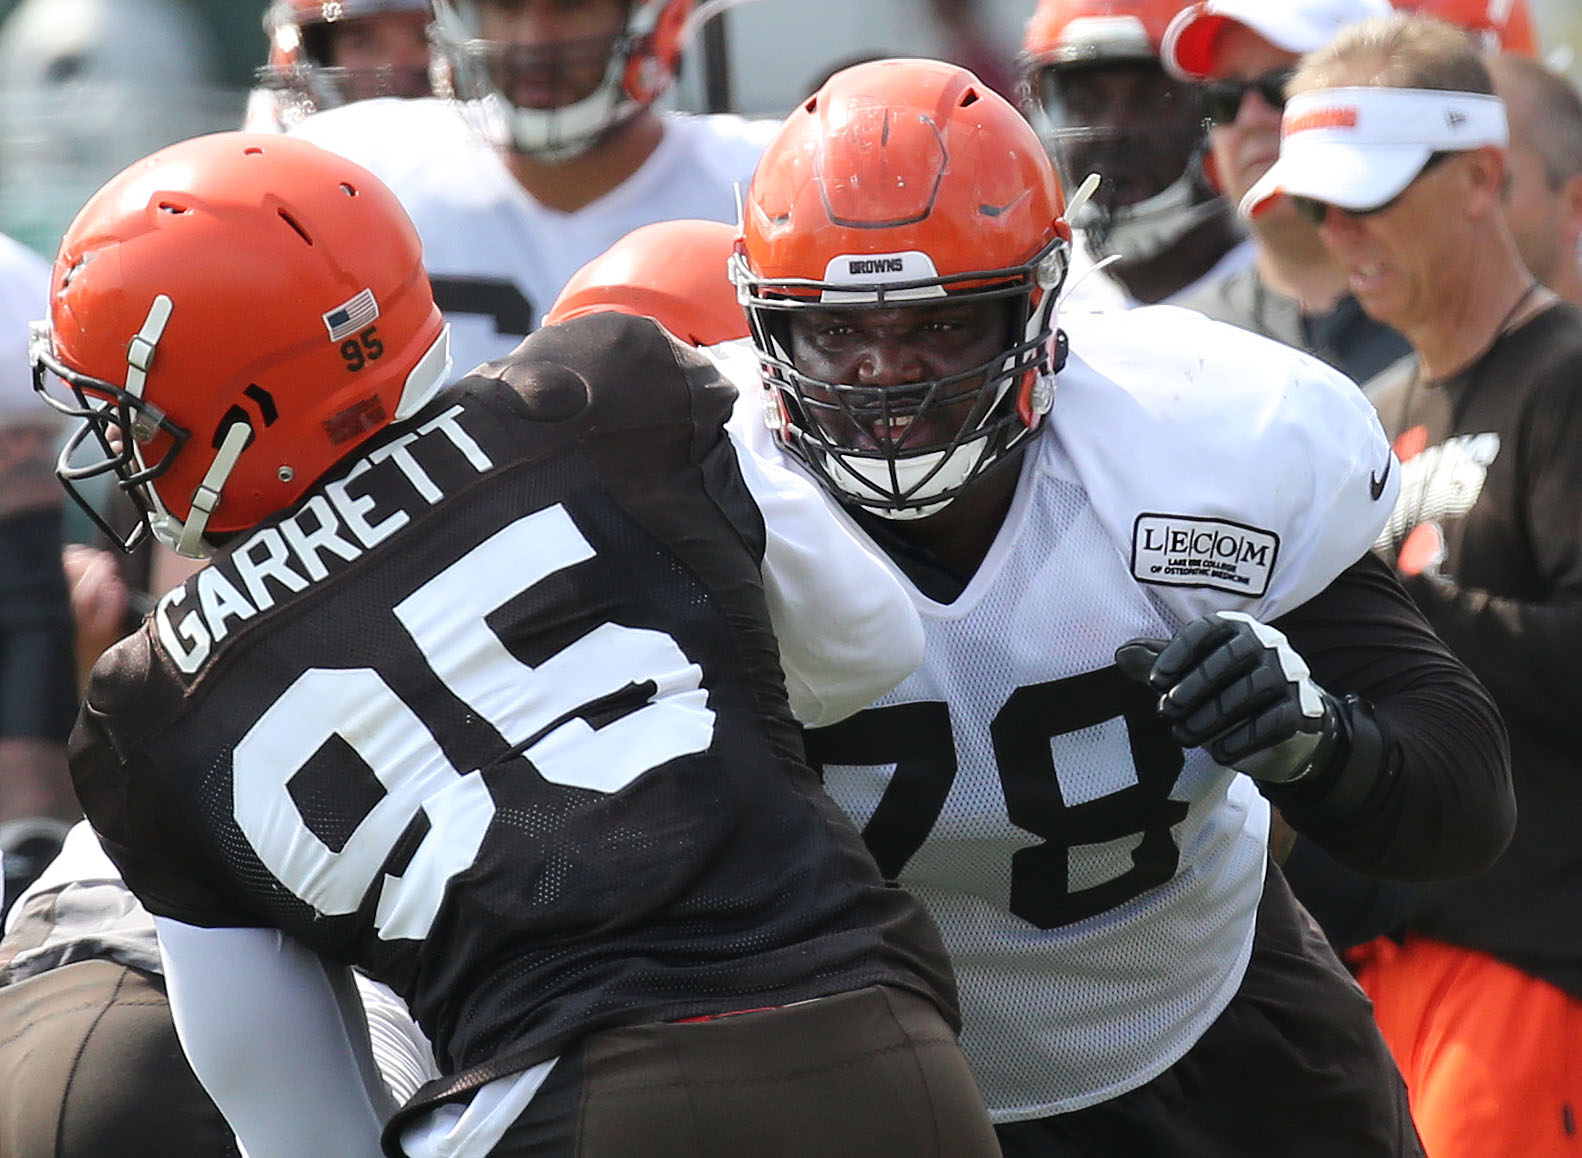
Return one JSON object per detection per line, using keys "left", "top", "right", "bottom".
{"left": 1289, "top": 151, "right": 1454, "bottom": 225}
{"left": 1198, "top": 69, "right": 1294, "bottom": 126}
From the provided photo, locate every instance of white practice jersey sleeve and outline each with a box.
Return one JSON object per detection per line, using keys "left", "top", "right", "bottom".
{"left": 1054, "top": 304, "right": 1397, "bottom": 622}
{"left": 717, "top": 340, "right": 923, "bottom": 726}
{"left": 155, "top": 918, "right": 395, "bottom": 1158}
{"left": 0, "top": 232, "right": 50, "bottom": 423}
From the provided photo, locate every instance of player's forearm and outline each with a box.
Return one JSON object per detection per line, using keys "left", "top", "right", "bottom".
{"left": 1264, "top": 554, "right": 1514, "bottom": 881}
{"left": 1269, "top": 678, "right": 1511, "bottom": 881}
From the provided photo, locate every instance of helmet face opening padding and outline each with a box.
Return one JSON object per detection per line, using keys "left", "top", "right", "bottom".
{"left": 33, "top": 133, "right": 449, "bottom": 557}
{"left": 734, "top": 59, "right": 1073, "bottom": 520}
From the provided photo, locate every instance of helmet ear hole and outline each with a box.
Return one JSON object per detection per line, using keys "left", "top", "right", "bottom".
{"left": 214, "top": 406, "right": 250, "bottom": 449}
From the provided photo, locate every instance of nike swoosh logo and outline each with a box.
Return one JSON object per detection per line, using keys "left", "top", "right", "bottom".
{"left": 1370, "top": 454, "right": 1393, "bottom": 501}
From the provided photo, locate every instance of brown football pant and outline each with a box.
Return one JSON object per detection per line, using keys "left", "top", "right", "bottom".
{"left": 0, "top": 959, "right": 238, "bottom": 1157}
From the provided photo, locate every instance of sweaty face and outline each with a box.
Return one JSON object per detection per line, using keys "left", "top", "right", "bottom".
{"left": 783, "top": 300, "right": 1012, "bottom": 455}
{"left": 1040, "top": 61, "right": 1201, "bottom": 210}
{"left": 475, "top": 0, "right": 629, "bottom": 110}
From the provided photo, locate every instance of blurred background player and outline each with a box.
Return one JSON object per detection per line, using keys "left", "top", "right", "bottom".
{"left": 1019, "top": 0, "right": 1253, "bottom": 309}
{"left": 1162, "top": 0, "right": 1411, "bottom": 388}
{"left": 1245, "top": 15, "right": 1582, "bottom": 1156}
{"left": 246, "top": 0, "right": 435, "bottom": 132}
{"left": 733, "top": 56, "right": 1512, "bottom": 1157}
{"left": 291, "top": 0, "right": 775, "bottom": 380}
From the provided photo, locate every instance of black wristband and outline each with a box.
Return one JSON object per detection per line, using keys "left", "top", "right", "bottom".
{"left": 1266, "top": 695, "right": 1388, "bottom": 823}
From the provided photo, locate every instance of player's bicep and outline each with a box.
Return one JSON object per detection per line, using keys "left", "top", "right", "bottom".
{"left": 68, "top": 694, "right": 248, "bottom": 928}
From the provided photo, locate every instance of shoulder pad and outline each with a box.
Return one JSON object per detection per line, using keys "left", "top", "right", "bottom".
{"left": 1051, "top": 306, "right": 1396, "bottom": 620}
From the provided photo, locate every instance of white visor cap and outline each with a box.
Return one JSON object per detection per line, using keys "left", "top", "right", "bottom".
{"left": 1162, "top": 0, "right": 1392, "bottom": 80}
{"left": 1240, "top": 87, "right": 1508, "bottom": 219}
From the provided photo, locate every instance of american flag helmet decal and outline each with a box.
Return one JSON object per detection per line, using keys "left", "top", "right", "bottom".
{"left": 323, "top": 289, "right": 380, "bottom": 341}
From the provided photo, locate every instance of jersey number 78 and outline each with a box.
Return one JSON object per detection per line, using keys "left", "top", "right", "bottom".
{"left": 808, "top": 667, "right": 1188, "bottom": 930}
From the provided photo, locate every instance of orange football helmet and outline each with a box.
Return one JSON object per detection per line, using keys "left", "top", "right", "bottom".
{"left": 32, "top": 132, "right": 449, "bottom": 557}
{"left": 1020, "top": 0, "right": 1214, "bottom": 262}
{"left": 1393, "top": 0, "right": 1538, "bottom": 55}
{"left": 1022, "top": 0, "right": 1187, "bottom": 68}
{"left": 733, "top": 58, "right": 1071, "bottom": 520}
{"left": 546, "top": 219, "right": 746, "bottom": 348}
{"left": 430, "top": 0, "right": 693, "bottom": 159}
{"left": 257, "top": 0, "right": 433, "bottom": 126}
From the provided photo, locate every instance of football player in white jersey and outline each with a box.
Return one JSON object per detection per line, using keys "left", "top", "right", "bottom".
{"left": 246, "top": 0, "right": 436, "bottom": 133}
{"left": 290, "top": 0, "right": 776, "bottom": 381}
{"left": 728, "top": 57, "right": 1515, "bottom": 1155}
{"left": 1019, "top": 0, "right": 1255, "bottom": 310}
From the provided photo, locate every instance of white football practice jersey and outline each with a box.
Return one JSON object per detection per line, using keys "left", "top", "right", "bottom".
{"left": 290, "top": 98, "right": 776, "bottom": 380}
{"left": 735, "top": 306, "right": 1398, "bottom": 1121}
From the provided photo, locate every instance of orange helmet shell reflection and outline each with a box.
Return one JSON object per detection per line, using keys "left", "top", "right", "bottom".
{"left": 743, "top": 59, "right": 1069, "bottom": 291}
{"left": 46, "top": 132, "right": 445, "bottom": 541}
{"left": 546, "top": 219, "right": 745, "bottom": 348}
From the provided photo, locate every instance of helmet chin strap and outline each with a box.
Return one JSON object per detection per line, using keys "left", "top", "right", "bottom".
{"left": 168, "top": 422, "right": 252, "bottom": 559}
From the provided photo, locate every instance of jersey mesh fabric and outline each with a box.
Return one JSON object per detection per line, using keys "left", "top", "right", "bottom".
{"left": 72, "top": 318, "right": 954, "bottom": 1107}
{"left": 813, "top": 442, "right": 1268, "bottom": 1121}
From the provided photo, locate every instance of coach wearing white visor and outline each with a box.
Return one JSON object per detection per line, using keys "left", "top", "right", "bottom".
{"left": 1241, "top": 83, "right": 1507, "bottom": 227}
{"left": 1161, "top": 0, "right": 1410, "bottom": 391}
{"left": 1243, "top": 14, "right": 1582, "bottom": 1158}
{"left": 1238, "top": 20, "right": 1520, "bottom": 369}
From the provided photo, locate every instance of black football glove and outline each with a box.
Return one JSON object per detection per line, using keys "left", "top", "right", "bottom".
{"left": 1115, "top": 611, "right": 1341, "bottom": 784}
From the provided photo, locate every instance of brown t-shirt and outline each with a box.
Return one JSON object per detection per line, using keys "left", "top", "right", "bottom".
{"left": 1368, "top": 300, "right": 1582, "bottom": 996}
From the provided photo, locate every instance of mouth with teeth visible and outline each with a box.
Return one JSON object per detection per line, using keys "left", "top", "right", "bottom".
{"left": 857, "top": 409, "right": 959, "bottom": 454}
